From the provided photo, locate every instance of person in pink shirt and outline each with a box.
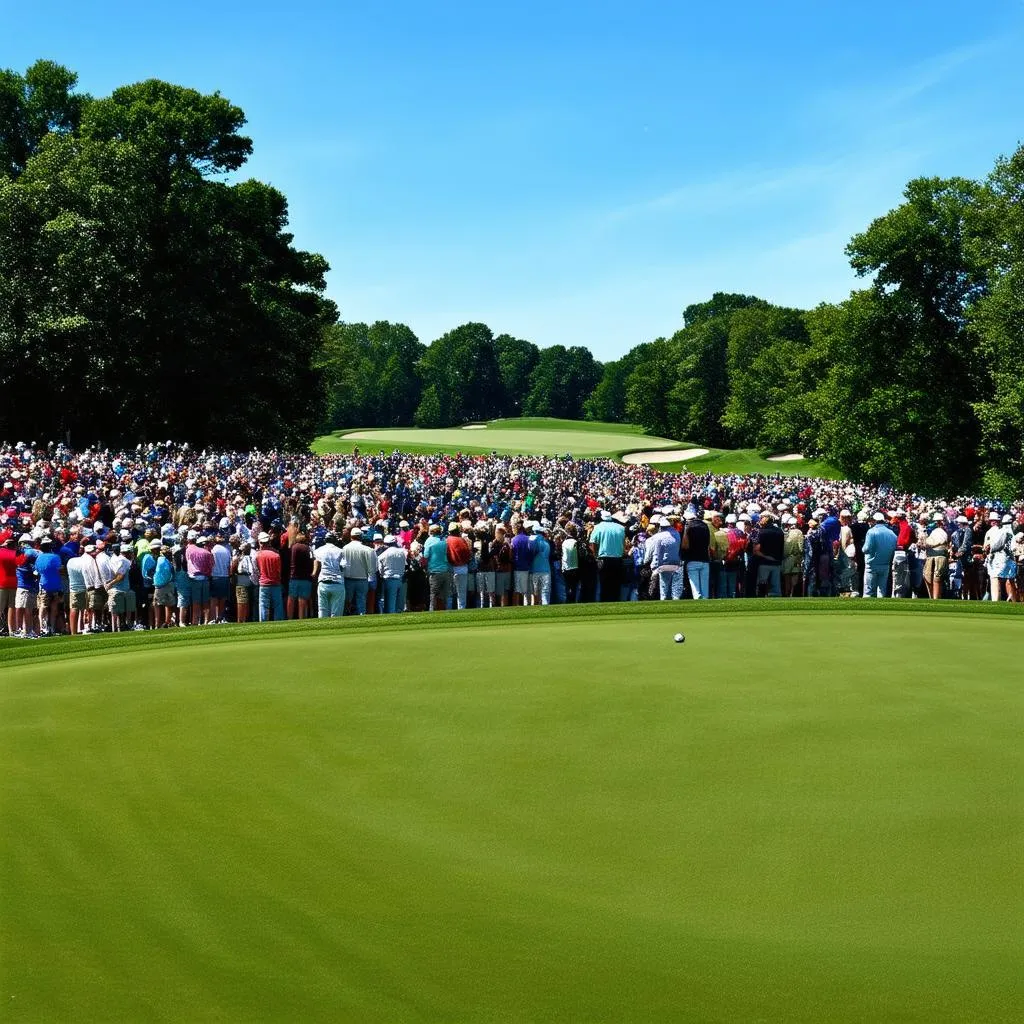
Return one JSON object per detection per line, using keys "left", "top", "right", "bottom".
{"left": 186, "top": 534, "right": 215, "bottom": 626}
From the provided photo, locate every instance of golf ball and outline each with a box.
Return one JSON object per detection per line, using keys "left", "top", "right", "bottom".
{"left": 674, "top": 633, "right": 685, "bottom": 643}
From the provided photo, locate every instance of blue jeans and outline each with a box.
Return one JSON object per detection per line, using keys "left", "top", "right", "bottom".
{"left": 318, "top": 581, "right": 345, "bottom": 617}
{"left": 757, "top": 564, "right": 782, "bottom": 597}
{"left": 345, "top": 578, "right": 368, "bottom": 615}
{"left": 863, "top": 565, "right": 890, "bottom": 598}
{"left": 687, "top": 562, "right": 710, "bottom": 600}
{"left": 720, "top": 567, "right": 737, "bottom": 598}
{"left": 452, "top": 567, "right": 469, "bottom": 610}
{"left": 259, "top": 584, "right": 284, "bottom": 622}
{"left": 658, "top": 566, "right": 684, "bottom": 600}
{"left": 381, "top": 577, "right": 402, "bottom": 613}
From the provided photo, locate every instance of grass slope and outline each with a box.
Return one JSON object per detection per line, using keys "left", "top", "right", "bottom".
{"left": 2, "top": 603, "right": 1022, "bottom": 1022}
{"left": 311, "top": 417, "right": 844, "bottom": 477}
{"left": 313, "top": 418, "right": 682, "bottom": 458}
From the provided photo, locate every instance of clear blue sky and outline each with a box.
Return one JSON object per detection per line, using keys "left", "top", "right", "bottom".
{"left": 6, "top": 1, "right": 1023, "bottom": 359}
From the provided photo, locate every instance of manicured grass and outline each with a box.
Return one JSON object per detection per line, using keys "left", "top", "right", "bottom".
{"left": 314, "top": 419, "right": 683, "bottom": 458}
{"left": 680, "top": 447, "right": 845, "bottom": 479}
{"left": 2, "top": 603, "right": 1022, "bottom": 1022}
{"left": 310, "top": 417, "right": 845, "bottom": 477}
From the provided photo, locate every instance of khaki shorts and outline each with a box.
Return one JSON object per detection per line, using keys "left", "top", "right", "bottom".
{"left": 70, "top": 590, "right": 88, "bottom": 611}
{"left": 924, "top": 555, "right": 948, "bottom": 587}
{"left": 37, "top": 590, "right": 60, "bottom": 610}
{"left": 15, "top": 589, "right": 35, "bottom": 610}
{"left": 235, "top": 585, "right": 251, "bottom": 605}
{"left": 88, "top": 589, "right": 107, "bottom": 613}
{"left": 125, "top": 591, "right": 137, "bottom": 615}
{"left": 154, "top": 584, "right": 176, "bottom": 607}
{"left": 0, "top": 588, "right": 14, "bottom": 615}
{"left": 108, "top": 591, "right": 129, "bottom": 615}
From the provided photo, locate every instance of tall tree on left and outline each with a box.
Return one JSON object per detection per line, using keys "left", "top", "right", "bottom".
{"left": 0, "top": 62, "right": 336, "bottom": 448}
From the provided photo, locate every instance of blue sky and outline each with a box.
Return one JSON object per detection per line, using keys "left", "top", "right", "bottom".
{"left": 6, "top": 1, "right": 1023, "bottom": 359}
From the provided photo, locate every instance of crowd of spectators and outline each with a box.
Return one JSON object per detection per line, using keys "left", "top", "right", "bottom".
{"left": 1, "top": 440, "right": 1022, "bottom": 638}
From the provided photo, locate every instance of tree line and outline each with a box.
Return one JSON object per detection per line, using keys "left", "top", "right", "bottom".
{"left": 2, "top": 62, "right": 1022, "bottom": 498}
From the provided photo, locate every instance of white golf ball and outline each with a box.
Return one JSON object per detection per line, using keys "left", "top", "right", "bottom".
{"left": 674, "top": 633, "right": 685, "bottom": 643}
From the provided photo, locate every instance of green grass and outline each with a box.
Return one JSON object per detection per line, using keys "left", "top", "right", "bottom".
{"left": 658, "top": 446, "right": 846, "bottom": 479}
{"left": 312, "top": 418, "right": 683, "bottom": 458}
{"left": 2, "top": 602, "right": 1022, "bottom": 1022}
{"left": 310, "top": 417, "right": 845, "bottom": 477}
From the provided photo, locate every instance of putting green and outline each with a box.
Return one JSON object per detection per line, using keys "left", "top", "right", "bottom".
{"left": 2, "top": 606, "right": 1022, "bottom": 1022}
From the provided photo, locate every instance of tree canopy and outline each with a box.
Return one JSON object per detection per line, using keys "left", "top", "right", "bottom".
{"left": 3, "top": 60, "right": 1023, "bottom": 497}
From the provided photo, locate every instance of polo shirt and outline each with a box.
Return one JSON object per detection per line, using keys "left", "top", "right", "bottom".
{"left": 590, "top": 521, "right": 625, "bottom": 558}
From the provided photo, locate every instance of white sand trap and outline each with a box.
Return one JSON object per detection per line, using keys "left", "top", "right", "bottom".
{"left": 461, "top": 424, "right": 487, "bottom": 429}
{"left": 622, "top": 448, "right": 709, "bottom": 464}
{"left": 766, "top": 453, "right": 805, "bottom": 462}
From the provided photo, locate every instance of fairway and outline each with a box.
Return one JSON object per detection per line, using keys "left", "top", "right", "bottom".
{"left": 311, "top": 417, "right": 845, "bottom": 476}
{"left": 316, "top": 418, "right": 684, "bottom": 458}
{"left": 2, "top": 606, "right": 1022, "bottom": 1022}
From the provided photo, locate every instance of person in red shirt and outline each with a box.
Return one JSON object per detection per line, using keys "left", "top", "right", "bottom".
{"left": 0, "top": 536, "right": 18, "bottom": 637}
{"left": 446, "top": 523, "right": 473, "bottom": 610}
{"left": 254, "top": 532, "right": 284, "bottom": 622}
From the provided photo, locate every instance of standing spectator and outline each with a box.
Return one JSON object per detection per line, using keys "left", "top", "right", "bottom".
{"left": 492, "top": 525, "right": 513, "bottom": 607}
{"left": 173, "top": 547, "right": 191, "bottom": 627}
{"left": 560, "top": 523, "right": 579, "bottom": 604}
{"left": 0, "top": 535, "right": 17, "bottom": 637}
{"left": 287, "top": 532, "right": 314, "bottom": 620}
{"left": 983, "top": 513, "right": 1017, "bottom": 602}
{"left": 377, "top": 536, "right": 407, "bottom": 613}
{"left": 341, "top": 527, "right": 375, "bottom": 615}
{"left": 255, "top": 532, "right": 285, "bottom": 622}
{"left": 14, "top": 537, "right": 40, "bottom": 638}
{"left": 423, "top": 524, "right": 451, "bottom": 612}
{"left": 312, "top": 532, "right": 345, "bottom": 618}
{"left": 863, "top": 512, "right": 897, "bottom": 598}
{"left": 923, "top": 512, "right": 949, "bottom": 600}
{"left": 782, "top": 516, "right": 804, "bottom": 597}
{"left": 446, "top": 523, "right": 473, "bottom": 610}
{"left": 951, "top": 515, "right": 976, "bottom": 600}
{"left": 590, "top": 510, "right": 626, "bottom": 602}
{"left": 754, "top": 513, "right": 785, "bottom": 597}
{"left": 65, "top": 543, "right": 89, "bottom": 636}
{"left": 645, "top": 516, "right": 683, "bottom": 601}
{"left": 35, "top": 538, "right": 64, "bottom": 635}
{"left": 210, "top": 534, "right": 232, "bottom": 623}
{"left": 510, "top": 521, "right": 534, "bottom": 606}
{"left": 529, "top": 525, "right": 552, "bottom": 606}
{"left": 106, "top": 543, "right": 132, "bottom": 633}
{"left": 151, "top": 542, "right": 176, "bottom": 628}
{"left": 681, "top": 510, "right": 711, "bottom": 600}
{"left": 891, "top": 510, "right": 914, "bottom": 598}
{"left": 81, "top": 543, "right": 106, "bottom": 632}
{"left": 186, "top": 533, "right": 214, "bottom": 626}
{"left": 708, "top": 511, "right": 728, "bottom": 599}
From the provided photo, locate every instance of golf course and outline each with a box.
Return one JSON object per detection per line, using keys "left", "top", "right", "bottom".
{"left": 311, "top": 417, "right": 845, "bottom": 478}
{"left": 3, "top": 601, "right": 1022, "bottom": 1022}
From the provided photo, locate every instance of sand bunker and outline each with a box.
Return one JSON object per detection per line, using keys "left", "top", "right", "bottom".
{"left": 461, "top": 424, "right": 487, "bottom": 429}
{"left": 766, "top": 453, "right": 805, "bottom": 462}
{"left": 621, "top": 448, "right": 709, "bottom": 465}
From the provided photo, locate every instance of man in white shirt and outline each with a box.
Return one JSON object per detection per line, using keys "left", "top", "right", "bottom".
{"left": 66, "top": 549, "right": 89, "bottom": 636}
{"left": 341, "top": 527, "right": 375, "bottom": 615}
{"left": 210, "top": 534, "right": 232, "bottom": 623}
{"left": 313, "top": 532, "right": 345, "bottom": 618}
{"left": 923, "top": 513, "right": 949, "bottom": 600}
{"left": 376, "top": 535, "right": 408, "bottom": 614}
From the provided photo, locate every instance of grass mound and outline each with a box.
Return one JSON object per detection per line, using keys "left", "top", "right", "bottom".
{"left": 3, "top": 602, "right": 1021, "bottom": 1022}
